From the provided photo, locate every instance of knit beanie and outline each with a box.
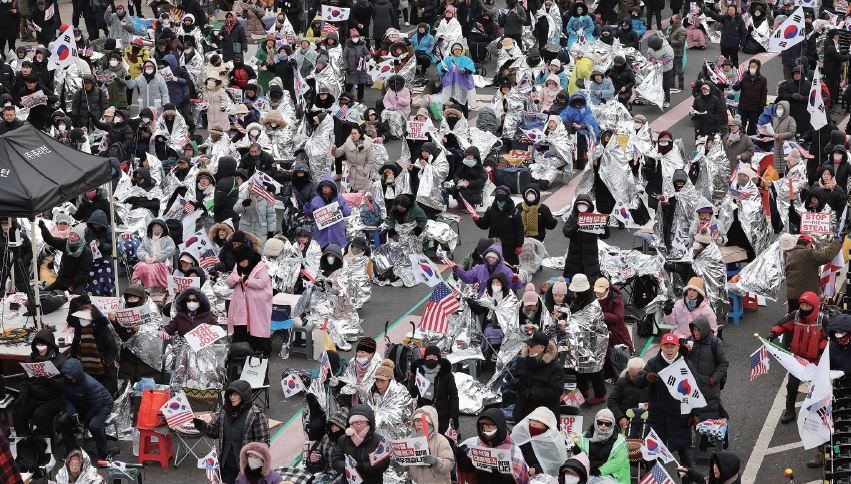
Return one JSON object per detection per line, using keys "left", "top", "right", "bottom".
{"left": 552, "top": 277, "right": 568, "bottom": 295}
{"left": 522, "top": 283, "right": 538, "bottom": 305}
{"left": 424, "top": 345, "right": 441, "bottom": 359}
{"left": 356, "top": 336, "right": 377, "bottom": 354}
{"left": 375, "top": 359, "right": 395, "bottom": 380}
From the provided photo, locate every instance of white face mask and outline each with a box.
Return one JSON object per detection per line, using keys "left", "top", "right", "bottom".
{"left": 326, "top": 255, "right": 336, "bottom": 265}
{"left": 835, "top": 153, "right": 843, "bottom": 161}
{"left": 247, "top": 457, "right": 263, "bottom": 470}
{"left": 270, "top": 123, "right": 278, "bottom": 128}
{"left": 524, "top": 194, "right": 535, "bottom": 203}
{"left": 564, "top": 476, "right": 581, "bottom": 484}
{"left": 352, "top": 37, "right": 360, "bottom": 43}
{"left": 633, "top": 122, "right": 642, "bottom": 130}
{"left": 482, "top": 429, "right": 497, "bottom": 437}
{"left": 356, "top": 356, "right": 369, "bottom": 365}
{"left": 58, "top": 124, "right": 66, "bottom": 131}
{"left": 250, "top": 130, "right": 260, "bottom": 137}
{"left": 141, "top": 117, "right": 151, "bottom": 124}
{"left": 35, "top": 344, "right": 48, "bottom": 353}
{"left": 776, "top": 108, "right": 785, "bottom": 117}
{"left": 576, "top": 203, "right": 590, "bottom": 212}
{"left": 491, "top": 283, "right": 502, "bottom": 293}
{"left": 659, "top": 140, "right": 670, "bottom": 147}
{"left": 728, "top": 132, "right": 740, "bottom": 141}
{"left": 109, "top": 60, "right": 119, "bottom": 67}
{"left": 187, "top": 301, "right": 200, "bottom": 311}
{"left": 837, "top": 331, "right": 848, "bottom": 338}
{"left": 79, "top": 318, "right": 91, "bottom": 327}
{"left": 145, "top": 68, "right": 155, "bottom": 75}
{"left": 749, "top": 68, "right": 757, "bottom": 75}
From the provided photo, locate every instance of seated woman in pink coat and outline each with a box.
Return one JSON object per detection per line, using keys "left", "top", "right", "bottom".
{"left": 227, "top": 247, "right": 273, "bottom": 356}
{"left": 664, "top": 276, "right": 718, "bottom": 339}
{"left": 383, "top": 75, "right": 412, "bottom": 116}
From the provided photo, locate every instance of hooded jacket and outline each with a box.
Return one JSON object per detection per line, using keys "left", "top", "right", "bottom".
{"left": 386, "top": 193, "right": 428, "bottom": 232}
{"left": 39, "top": 223, "right": 94, "bottom": 293}
{"left": 290, "top": 161, "right": 316, "bottom": 210}
{"left": 474, "top": 194, "right": 525, "bottom": 264}
{"left": 454, "top": 244, "right": 523, "bottom": 296}
{"left": 686, "top": 316, "right": 729, "bottom": 417}
{"left": 512, "top": 340, "right": 565, "bottom": 425}
{"left": 771, "top": 100, "right": 797, "bottom": 170}
{"left": 201, "top": 380, "right": 270, "bottom": 455}
{"left": 772, "top": 291, "right": 828, "bottom": 363}
{"left": 137, "top": 219, "right": 176, "bottom": 263}
{"left": 518, "top": 184, "right": 558, "bottom": 241}
{"left": 563, "top": 194, "right": 608, "bottom": 279}
{"left": 830, "top": 314, "right": 851, "bottom": 373}
{"left": 331, "top": 405, "right": 391, "bottom": 484}
{"left": 235, "top": 441, "right": 282, "bottom": 484}
{"left": 164, "top": 287, "right": 218, "bottom": 336}
{"left": 452, "top": 146, "right": 488, "bottom": 205}
{"left": 226, "top": 251, "right": 273, "bottom": 338}
{"left": 560, "top": 93, "right": 600, "bottom": 138}
{"left": 559, "top": 454, "right": 590, "bottom": 483}
{"left": 214, "top": 156, "right": 240, "bottom": 223}
{"left": 405, "top": 406, "right": 455, "bottom": 484}
{"left": 408, "top": 357, "right": 459, "bottom": 433}
{"left": 785, "top": 238, "right": 842, "bottom": 300}
{"left": 685, "top": 451, "right": 742, "bottom": 483}
{"left": 71, "top": 75, "right": 107, "bottom": 127}
{"left": 305, "top": 176, "right": 352, "bottom": 248}
{"left": 457, "top": 407, "right": 529, "bottom": 484}
{"left": 126, "top": 60, "right": 170, "bottom": 110}
{"left": 60, "top": 358, "right": 114, "bottom": 419}
{"left": 575, "top": 421, "right": 629, "bottom": 482}
{"left": 693, "top": 84, "right": 727, "bottom": 135}
{"left": 19, "top": 329, "right": 67, "bottom": 404}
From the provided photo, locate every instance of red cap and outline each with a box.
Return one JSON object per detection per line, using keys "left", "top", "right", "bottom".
{"left": 798, "top": 234, "right": 813, "bottom": 244}
{"left": 661, "top": 333, "right": 680, "bottom": 345}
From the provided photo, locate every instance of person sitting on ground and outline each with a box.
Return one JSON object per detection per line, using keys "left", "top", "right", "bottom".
{"left": 572, "top": 408, "right": 630, "bottom": 482}
{"left": 235, "top": 442, "right": 282, "bottom": 484}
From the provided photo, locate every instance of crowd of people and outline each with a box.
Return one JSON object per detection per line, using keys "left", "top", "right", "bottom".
{"left": 0, "top": 0, "right": 851, "bottom": 482}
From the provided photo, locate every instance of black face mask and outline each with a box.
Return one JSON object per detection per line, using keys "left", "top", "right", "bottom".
{"left": 424, "top": 359, "right": 439, "bottom": 369}
{"left": 800, "top": 307, "right": 814, "bottom": 317}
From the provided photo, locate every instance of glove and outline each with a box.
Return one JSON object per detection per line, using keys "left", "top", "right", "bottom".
{"left": 514, "top": 247, "right": 523, "bottom": 256}
{"left": 329, "top": 375, "right": 339, "bottom": 386}
{"left": 767, "top": 330, "right": 778, "bottom": 342}
{"left": 39, "top": 220, "right": 47, "bottom": 231}
{"left": 472, "top": 214, "right": 480, "bottom": 222}
{"left": 159, "top": 330, "right": 172, "bottom": 340}
{"left": 242, "top": 199, "right": 252, "bottom": 207}
{"left": 645, "top": 371, "right": 660, "bottom": 383}
{"left": 193, "top": 418, "right": 207, "bottom": 432}
{"left": 268, "top": 232, "right": 275, "bottom": 240}
{"left": 422, "top": 455, "right": 438, "bottom": 467}
{"left": 709, "top": 376, "right": 717, "bottom": 387}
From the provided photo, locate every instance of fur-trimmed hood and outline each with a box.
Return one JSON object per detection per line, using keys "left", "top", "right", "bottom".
{"left": 261, "top": 110, "right": 287, "bottom": 128}
{"left": 238, "top": 441, "right": 273, "bottom": 476}
{"left": 209, "top": 222, "right": 235, "bottom": 243}
{"left": 521, "top": 339, "right": 558, "bottom": 364}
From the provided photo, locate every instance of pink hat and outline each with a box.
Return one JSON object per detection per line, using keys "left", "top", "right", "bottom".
{"left": 350, "top": 28, "right": 360, "bottom": 37}
{"left": 522, "top": 283, "right": 538, "bottom": 306}
{"left": 445, "top": 5, "right": 456, "bottom": 14}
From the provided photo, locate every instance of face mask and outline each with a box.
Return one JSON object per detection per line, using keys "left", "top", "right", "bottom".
{"left": 35, "top": 343, "right": 48, "bottom": 353}
{"left": 326, "top": 255, "right": 336, "bottom": 265}
{"left": 776, "top": 108, "right": 785, "bottom": 117}
{"left": 576, "top": 203, "right": 590, "bottom": 212}
{"left": 564, "top": 477, "right": 581, "bottom": 484}
{"left": 486, "top": 256, "right": 498, "bottom": 265}
{"left": 800, "top": 307, "right": 814, "bottom": 317}
{"left": 184, "top": 47, "right": 193, "bottom": 54}
{"left": 659, "top": 140, "right": 670, "bottom": 147}
{"left": 424, "top": 359, "right": 438, "bottom": 368}
{"left": 187, "top": 301, "right": 200, "bottom": 311}
{"left": 528, "top": 351, "right": 540, "bottom": 358}
{"left": 356, "top": 356, "right": 369, "bottom": 365}
{"left": 145, "top": 68, "right": 155, "bottom": 75}
{"left": 524, "top": 194, "right": 535, "bottom": 203}
{"left": 491, "top": 283, "right": 502, "bottom": 293}
{"left": 247, "top": 457, "right": 263, "bottom": 470}
{"left": 482, "top": 429, "right": 497, "bottom": 437}
{"left": 250, "top": 130, "right": 260, "bottom": 137}
{"left": 835, "top": 153, "right": 843, "bottom": 161}
{"left": 749, "top": 68, "right": 757, "bottom": 75}
{"left": 141, "top": 116, "right": 151, "bottom": 124}
{"left": 352, "top": 37, "right": 360, "bottom": 43}
{"left": 686, "top": 298, "right": 698, "bottom": 310}
{"left": 58, "top": 124, "right": 66, "bottom": 132}
{"left": 634, "top": 122, "right": 642, "bottom": 130}
{"left": 109, "top": 60, "right": 119, "bottom": 67}
{"left": 463, "top": 158, "right": 477, "bottom": 167}
{"left": 79, "top": 318, "right": 91, "bottom": 327}
{"left": 728, "top": 132, "right": 740, "bottom": 141}
{"left": 114, "top": 117, "right": 124, "bottom": 124}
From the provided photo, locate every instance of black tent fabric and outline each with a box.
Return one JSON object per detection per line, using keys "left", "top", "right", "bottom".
{"left": 0, "top": 125, "right": 111, "bottom": 217}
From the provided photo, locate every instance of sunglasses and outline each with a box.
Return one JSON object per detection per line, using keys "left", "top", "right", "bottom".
{"left": 596, "top": 420, "right": 614, "bottom": 428}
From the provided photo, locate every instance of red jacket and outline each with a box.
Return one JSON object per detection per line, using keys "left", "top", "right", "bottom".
{"left": 600, "top": 288, "right": 634, "bottom": 353}
{"left": 772, "top": 292, "right": 827, "bottom": 363}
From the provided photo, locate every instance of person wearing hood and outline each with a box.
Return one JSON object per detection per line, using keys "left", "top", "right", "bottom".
{"left": 412, "top": 22, "right": 437, "bottom": 76}
{"left": 235, "top": 442, "right": 282, "bottom": 484}
{"left": 733, "top": 59, "right": 768, "bottom": 135}
{"left": 829, "top": 314, "right": 851, "bottom": 374}
{"left": 407, "top": 345, "right": 459, "bottom": 433}
{"left": 446, "top": 147, "right": 485, "bottom": 210}
{"left": 392, "top": 405, "right": 455, "bottom": 482}
{"left": 723, "top": 118, "right": 754, "bottom": 165}
{"left": 12, "top": 329, "right": 67, "bottom": 437}
{"left": 646, "top": 35, "right": 675, "bottom": 108}
{"left": 518, "top": 184, "right": 558, "bottom": 242}
{"left": 227, "top": 246, "right": 273, "bottom": 356}
{"left": 828, "top": 142, "right": 851, "bottom": 189}
{"left": 572, "top": 408, "right": 630, "bottom": 482}
{"left": 288, "top": 161, "right": 316, "bottom": 211}
{"left": 131, "top": 219, "right": 174, "bottom": 289}
{"left": 59, "top": 358, "right": 115, "bottom": 460}
{"left": 39, "top": 221, "right": 93, "bottom": 294}
{"left": 67, "top": 297, "right": 120, "bottom": 395}
{"left": 457, "top": 407, "right": 529, "bottom": 483}
{"left": 684, "top": 316, "right": 729, "bottom": 421}
{"left": 126, "top": 59, "right": 170, "bottom": 111}
{"left": 214, "top": 11, "right": 248, "bottom": 62}
{"left": 692, "top": 81, "right": 726, "bottom": 136}
{"left": 124, "top": 168, "right": 161, "bottom": 215}
{"left": 305, "top": 177, "right": 352, "bottom": 248}
{"left": 679, "top": 451, "right": 742, "bottom": 484}
{"left": 814, "top": 164, "right": 848, "bottom": 216}
{"left": 383, "top": 74, "right": 411, "bottom": 118}
{"left": 560, "top": 94, "right": 600, "bottom": 167}
{"left": 565, "top": 2, "right": 594, "bottom": 50}
{"left": 214, "top": 156, "right": 240, "bottom": 224}
{"left": 161, "top": 286, "right": 217, "bottom": 337}
{"left": 778, "top": 66, "right": 811, "bottom": 133}
{"left": 55, "top": 447, "right": 102, "bottom": 483}
{"left": 665, "top": 276, "right": 718, "bottom": 339}
{"left": 768, "top": 290, "right": 828, "bottom": 423}
{"left": 770, "top": 101, "right": 797, "bottom": 172}
{"left": 319, "top": 243, "right": 344, "bottom": 278}
{"left": 563, "top": 194, "right": 608, "bottom": 280}
{"left": 333, "top": 125, "right": 374, "bottom": 192}
{"left": 454, "top": 243, "right": 523, "bottom": 296}
{"left": 473, "top": 185, "right": 525, "bottom": 265}
{"left": 689, "top": 201, "right": 727, "bottom": 247}
{"left": 235, "top": 177, "right": 278, "bottom": 245}
{"left": 616, "top": 19, "right": 640, "bottom": 49}
{"left": 559, "top": 453, "right": 591, "bottom": 483}
{"left": 70, "top": 74, "right": 106, "bottom": 128}
{"left": 659, "top": 168, "right": 690, "bottom": 250}
{"left": 105, "top": 284, "right": 161, "bottom": 381}
{"left": 510, "top": 331, "right": 565, "bottom": 425}
{"left": 588, "top": 69, "right": 615, "bottom": 105}
{"left": 606, "top": 56, "right": 635, "bottom": 108}
{"left": 194, "top": 380, "right": 271, "bottom": 484}
{"left": 783, "top": 224, "right": 841, "bottom": 310}
{"left": 306, "top": 406, "right": 349, "bottom": 474}
{"left": 512, "top": 406, "right": 567, "bottom": 477}
{"left": 92, "top": 107, "right": 135, "bottom": 161}
{"left": 329, "top": 405, "right": 390, "bottom": 482}
{"left": 537, "top": 74, "right": 562, "bottom": 111}
{"left": 385, "top": 193, "right": 428, "bottom": 239}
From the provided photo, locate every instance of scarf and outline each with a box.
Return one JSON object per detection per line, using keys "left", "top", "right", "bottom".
{"left": 351, "top": 426, "right": 369, "bottom": 446}
{"left": 520, "top": 202, "right": 540, "bottom": 236}
{"left": 421, "top": 364, "right": 440, "bottom": 400}
{"left": 66, "top": 240, "right": 85, "bottom": 258}
{"left": 589, "top": 423, "right": 614, "bottom": 443}
{"left": 151, "top": 234, "right": 161, "bottom": 258}
{"left": 78, "top": 326, "right": 104, "bottom": 375}
{"left": 820, "top": 177, "right": 837, "bottom": 190}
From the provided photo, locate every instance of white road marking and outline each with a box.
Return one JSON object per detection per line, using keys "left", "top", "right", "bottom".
{"left": 764, "top": 441, "right": 804, "bottom": 456}
{"left": 742, "top": 374, "right": 788, "bottom": 484}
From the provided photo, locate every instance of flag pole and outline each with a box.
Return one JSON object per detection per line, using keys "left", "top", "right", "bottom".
{"left": 107, "top": 181, "right": 121, "bottom": 299}
{"left": 29, "top": 216, "right": 42, "bottom": 329}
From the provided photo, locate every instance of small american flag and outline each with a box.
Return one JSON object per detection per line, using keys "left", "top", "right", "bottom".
{"left": 728, "top": 187, "right": 756, "bottom": 201}
{"left": 639, "top": 463, "right": 675, "bottom": 484}
{"left": 445, "top": 420, "right": 458, "bottom": 444}
{"left": 321, "top": 22, "right": 338, "bottom": 35}
{"left": 249, "top": 174, "right": 277, "bottom": 205}
{"left": 749, "top": 345, "right": 770, "bottom": 381}
{"left": 319, "top": 351, "right": 331, "bottom": 382}
{"left": 199, "top": 249, "right": 219, "bottom": 269}
{"left": 419, "top": 282, "right": 460, "bottom": 334}
{"left": 183, "top": 199, "right": 195, "bottom": 215}
{"left": 736, "top": 63, "right": 747, "bottom": 80}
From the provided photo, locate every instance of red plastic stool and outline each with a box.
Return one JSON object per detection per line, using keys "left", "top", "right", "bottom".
{"left": 743, "top": 294, "right": 760, "bottom": 312}
{"left": 138, "top": 428, "right": 174, "bottom": 468}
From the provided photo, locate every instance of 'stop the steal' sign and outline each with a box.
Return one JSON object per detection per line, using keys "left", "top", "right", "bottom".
{"left": 20, "top": 360, "right": 60, "bottom": 378}
{"left": 577, "top": 213, "right": 609, "bottom": 234}
{"left": 184, "top": 324, "right": 227, "bottom": 352}
{"left": 800, "top": 212, "right": 831, "bottom": 235}
{"left": 168, "top": 275, "right": 201, "bottom": 297}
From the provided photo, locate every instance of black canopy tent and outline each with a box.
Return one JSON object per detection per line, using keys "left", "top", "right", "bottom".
{"left": 0, "top": 125, "right": 112, "bottom": 328}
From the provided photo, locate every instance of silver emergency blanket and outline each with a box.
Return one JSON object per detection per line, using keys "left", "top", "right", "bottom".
{"left": 116, "top": 207, "right": 155, "bottom": 238}
{"left": 597, "top": 241, "right": 668, "bottom": 294}
{"left": 153, "top": 111, "right": 190, "bottom": 153}
{"left": 122, "top": 320, "right": 165, "bottom": 371}
{"left": 235, "top": 123, "right": 272, "bottom": 150}
{"left": 398, "top": 56, "right": 417, "bottom": 87}
{"left": 456, "top": 372, "right": 502, "bottom": 414}
{"left": 492, "top": 88, "right": 526, "bottom": 138}
{"left": 266, "top": 125, "right": 295, "bottom": 161}
{"left": 367, "top": 379, "right": 415, "bottom": 441}
{"left": 372, "top": 142, "right": 390, "bottom": 172}
{"left": 470, "top": 127, "right": 502, "bottom": 159}
{"left": 717, "top": 180, "right": 770, "bottom": 256}
{"left": 304, "top": 278, "right": 363, "bottom": 349}
{"left": 660, "top": 142, "right": 688, "bottom": 195}
{"left": 54, "top": 449, "right": 101, "bottom": 483}
{"left": 307, "top": 375, "right": 341, "bottom": 416}
{"left": 496, "top": 45, "right": 523, "bottom": 72}
{"left": 734, "top": 239, "right": 784, "bottom": 301}
{"left": 598, "top": 141, "right": 639, "bottom": 214}
{"left": 686, "top": 242, "right": 727, "bottom": 311}
{"left": 590, "top": 99, "right": 633, "bottom": 134}
{"left": 519, "top": 237, "right": 548, "bottom": 276}
{"left": 693, "top": 135, "right": 730, "bottom": 205}
{"left": 536, "top": 5, "right": 563, "bottom": 51}
{"left": 205, "top": 134, "right": 239, "bottom": 167}
{"left": 337, "top": 254, "right": 372, "bottom": 309}
{"left": 531, "top": 121, "right": 574, "bottom": 184}
{"left": 476, "top": 291, "right": 520, "bottom": 334}
{"left": 105, "top": 381, "right": 134, "bottom": 439}
{"left": 654, "top": 181, "right": 699, "bottom": 258}
{"left": 202, "top": 274, "right": 234, "bottom": 323}
{"left": 372, "top": 222, "right": 422, "bottom": 287}
{"left": 485, "top": 327, "right": 527, "bottom": 389}
{"left": 165, "top": 338, "right": 228, "bottom": 390}
{"left": 772, "top": 162, "right": 808, "bottom": 233}
{"left": 305, "top": 114, "right": 335, "bottom": 176}
{"left": 180, "top": 50, "right": 206, "bottom": 94}
{"left": 440, "top": 114, "right": 472, "bottom": 150}
{"left": 339, "top": 353, "right": 381, "bottom": 402}
{"left": 54, "top": 58, "right": 90, "bottom": 112}
{"left": 564, "top": 300, "right": 608, "bottom": 373}
{"left": 381, "top": 109, "right": 406, "bottom": 139}
{"left": 593, "top": 38, "right": 618, "bottom": 74}
{"left": 636, "top": 63, "right": 664, "bottom": 109}
{"left": 314, "top": 64, "right": 342, "bottom": 100}
{"left": 424, "top": 219, "right": 459, "bottom": 252}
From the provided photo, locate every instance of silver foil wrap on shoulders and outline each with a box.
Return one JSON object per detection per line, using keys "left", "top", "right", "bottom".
{"left": 424, "top": 219, "right": 459, "bottom": 252}
{"left": 105, "top": 381, "right": 134, "bottom": 439}
{"left": 734, "top": 239, "right": 784, "bottom": 301}
{"left": 565, "top": 300, "right": 608, "bottom": 373}
{"left": 367, "top": 379, "right": 416, "bottom": 441}
{"left": 123, "top": 320, "right": 165, "bottom": 372}
{"left": 456, "top": 372, "right": 502, "bottom": 414}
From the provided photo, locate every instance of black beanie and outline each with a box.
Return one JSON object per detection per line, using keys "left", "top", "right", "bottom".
{"left": 356, "top": 337, "right": 377, "bottom": 354}
{"left": 424, "top": 345, "right": 441, "bottom": 359}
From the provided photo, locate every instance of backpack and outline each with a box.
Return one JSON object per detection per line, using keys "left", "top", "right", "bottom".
{"left": 632, "top": 274, "right": 658, "bottom": 309}
{"left": 385, "top": 343, "right": 421, "bottom": 383}
{"left": 637, "top": 313, "right": 656, "bottom": 338}
{"left": 15, "top": 435, "right": 48, "bottom": 474}
{"left": 360, "top": 193, "right": 383, "bottom": 227}
{"left": 225, "top": 342, "right": 254, "bottom": 383}
{"left": 710, "top": 337, "right": 727, "bottom": 390}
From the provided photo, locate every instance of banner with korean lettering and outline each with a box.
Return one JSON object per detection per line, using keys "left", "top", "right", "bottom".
{"left": 389, "top": 436, "right": 430, "bottom": 465}
{"left": 114, "top": 305, "right": 154, "bottom": 328}
{"left": 577, "top": 213, "right": 609, "bottom": 234}
{"left": 314, "top": 202, "right": 344, "bottom": 230}
{"left": 467, "top": 445, "right": 512, "bottom": 474}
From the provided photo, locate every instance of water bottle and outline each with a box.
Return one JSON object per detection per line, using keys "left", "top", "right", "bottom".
{"left": 132, "top": 429, "right": 139, "bottom": 456}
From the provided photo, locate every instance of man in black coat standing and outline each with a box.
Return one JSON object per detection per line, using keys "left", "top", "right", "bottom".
{"left": 473, "top": 185, "right": 525, "bottom": 265}
{"left": 778, "top": 67, "right": 811, "bottom": 139}
{"left": 824, "top": 29, "right": 851, "bottom": 110}
{"left": 510, "top": 331, "right": 565, "bottom": 425}
{"left": 408, "top": 345, "right": 460, "bottom": 434}
{"left": 705, "top": 4, "right": 747, "bottom": 66}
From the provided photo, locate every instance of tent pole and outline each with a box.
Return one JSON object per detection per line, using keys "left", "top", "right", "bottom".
{"left": 107, "top": 181, "right": 120, "bottom": 299}
{"left": 29, "top": 217, "right": 42, "bottom": 329}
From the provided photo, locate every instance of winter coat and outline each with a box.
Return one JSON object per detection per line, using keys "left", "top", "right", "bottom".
{"left": 386, "top": 195, "right": 428, "bottom": 232}
{"left": 205, "top": 86, "right": 231, "bottom": 132}
{"left": 501, "top": 3, "right": 529, "bottom": 37}
{"left": 343, "top": 39, "right": 372, "bottom": 85}
{"left": 563, "top": 194, "right": 609, "bottom": 279}
{"left": 201, "top": 380, "right": 271, "bottom": 454}
{"left": 635, "top": 354, "right": 694, "bottom": 450}
{"left": 305, "top": 177, "right": 352, "bottom": 247}
{"left": 412, "top": 27, "right": 438, "bottom": 63}
{"left": 735, "top": 71, "right": 768, "bottom": 113}
{"left": 589, "top": 77, "right": 615, "bottom": 104}
{"left": 667, "top": 24, "right": 687, "bottom": 56}
{"left": 60, "top": 358, "right": 114, "bottom": 419}
{"left": 127, "top": 66, "right": 170, "bottom": 110}
{"left": 333, "top": 136, "right": 374, "bottom": 192}
{"left": 214, "top": 157, "right": 239, "bottom": 223}
{"left": 706, "top": 9, "right": 747, "bottom": 50}
{"left": 786, "top": 239, "right": 843, "bottom": 299}
{"left": 778, "top": 77, "right": 810, "bottom": 132}
{"left": 453, "top": 243, "right": 523, "bottom": 297}
{"left": 40, "top": 226, "right": 94, "bottom": 292}
{"left": 606, "top": 374, "right": 649, "bottom": 423}
{"left": 18, "top": 329, "right": 66, "bottom": 405}
{"left": 235, "top": 441, "right": 282, "bottom": 484}
{"left": 829, "top": 315, "right": 851, "bottom": 373}
{"left": 771, "top": 101, "right": 797, "bottom": 166}
{"left": 565, "top": 4, "right": 595, "bottom": 50}
{"left": 71, "top": 77, "right": 107, "bottom": 127}
{"left": 84, "top": 209, "right": 112, "bottom": 254}
{"left": 408, "top": 358, "right": 460, "bottom": 433}
{"left": 241, "top": 2, "right": 267, "bottom": 36}
{"left": 136, "top": 219, "right": 175, "bottom": 263}
{"left": 685, "top": 317, "right": 729, "bottom": 418}
{"left": 723, "top": 131, "right": 754, "bottom": 163}
{"left": 772, "top": 291, "right": 827, "bottom": 363}
{"left": 235, "top": 188, "right": 278, "bottom": 244}
{"left": 453, "top": 149, "right": 487, "bottom": 205}
{"left": 685, "top": 452, "right": 742, "bottom": 484}
{"left": 575, "top": 430, "right": 630, "bottom": 483}
{"left": 560, "top": 94, "right": 600, "bottom": 138}
{"left": 824, "top": 39, "right": 850, "bottom": 84}
{"left": 104, "top": 64, "right": 129, "bottom": 109}
{"left": 692, "top": 92, "right": 726, "bottom": 136}
{"left": 474, "top": 198, "right": 525, "bottom": 265}
{"left": 331, "top": 405, "right": 391, "bottom": 484}
{"left": 600, "top": 288, "right": 633, "bottom": 353}
{"left": 457, "top": 408, "right": 529, "bottom": 484}
{"left": 646, "top": 38, "right": 675, "bottom": 73}
{"left": 104, "top": 11, "right": 135, "bottom": 47}
{"left": 226, "top": 259, "right": 273, "bottom": 338}
{"left": 218, "top": 23, "right": 248, "bottom": 61}
{"left": 517, "top": 185, "right": 557, "bottom": 241}
{"left": 406, "top": 406, "right": 455, "bottom": 484}
{"left": 291, "top": 161, "right": 316, "bottom": 209}
{"left": 511, "top": 340, "right": 565, "bottom": 424}
{"left": 371, "top": 0, "right": 399, "bottom": 43}
{"left": 164, "top": 287, "right": 218, "bottom": 336}
{"left": 665, "top": 295, "right": 718, "bottom": 339}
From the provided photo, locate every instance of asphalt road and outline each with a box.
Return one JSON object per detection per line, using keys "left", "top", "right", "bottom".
{"left": 25, "top": 0, "right": 841, "bottom": 483}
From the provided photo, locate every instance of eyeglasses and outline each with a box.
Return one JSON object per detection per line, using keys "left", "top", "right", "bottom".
{"left": 596, "top": 420, "right": 614, "bottom": 428}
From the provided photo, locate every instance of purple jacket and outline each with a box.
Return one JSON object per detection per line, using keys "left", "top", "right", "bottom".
{"left": 453, "top": 244, "right": 522, "bottom": 296}
{"left": 304, "top": 177, "right": 352, "bottom": 248}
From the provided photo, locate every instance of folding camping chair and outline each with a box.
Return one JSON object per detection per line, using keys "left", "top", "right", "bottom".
{"left": 225, "top": 343, "right": 270, "bottom": 409}
{"left": 171, "top": 420, "right": 215, "bottom": 467}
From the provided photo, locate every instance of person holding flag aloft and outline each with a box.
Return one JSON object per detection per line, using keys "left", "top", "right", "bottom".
{"left": 234, "top": 174, "right": 278, "bottom": 245}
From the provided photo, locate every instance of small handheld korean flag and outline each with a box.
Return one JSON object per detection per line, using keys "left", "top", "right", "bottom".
{"left": 345, "top": 454, "right": 364, "bottom": 484}
{"left": 281, "top": 372, "right": 305, "bottom": 398}
{"left": 368, "top": 438, "right": 390, "bottom": 465}
{"left": 808, "top": 67, "right": 828, "bottom": 131}
{"left": 409, "top": 254, "right": 443, "bottom": 287}
{"left": 768, "top": 7, "right": 806, "bottom": 53}
{"left": 415, "top": 371, "right": 431, "bottom": 395}
{"left": 640, "top": 428, "right": 676, "bottom": 463}
{"left": 658, "top": 357, "right": 707, "bottom": 414}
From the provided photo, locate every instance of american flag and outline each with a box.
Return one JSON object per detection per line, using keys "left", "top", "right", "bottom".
{"left": 321, "top": 22, "right": 338, "bottom": 35}
{"left": 183, "top": 199, "right": 195, "bottom": 215}
{"left": 639, "top": 463, "right": 675, "bottom": 484}
{"left": 749, "top": 345, "right": 770, "bottom": 381}
{"left": 249, "top": 173, "right": 277, "bottom": 205}
{"left": 736, "top": 63, "right": 747, "bottom": 81}
{"left": 419, "top": 282, "right": 460, "bottom": 334}
{"left": 319, "top": 351, "right": 331, "bottom": 382}
{"left": 819, "top": 248, "right": 845, "bottom": 297}
{"left": 728, "top": 187, "right": 756, "bottom": 201}
{"left": 199, "top": 249, "right": 219, "bottom": 269}
{"left": 445, "top": 420, "right": 458, "bottom": 444}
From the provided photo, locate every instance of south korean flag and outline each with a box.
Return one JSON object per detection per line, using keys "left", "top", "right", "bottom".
{"left": 658, "top": 357, "right": 708, "bottom": 414}
{"left": 768, "top": 7, "right": 807, "bottom": 53}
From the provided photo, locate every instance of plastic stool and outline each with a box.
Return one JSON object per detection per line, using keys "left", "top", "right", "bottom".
{"left": 138, "top": 428, "right": 174, "bottom": 468}
{"left": 743, "top": 294, "right": 759, "bottom": 312}
{"left": 290, "top": 324, "right": 315, "bottom": 360}
{"left": 727, "top": 293, "right": 744, "bottom": 325}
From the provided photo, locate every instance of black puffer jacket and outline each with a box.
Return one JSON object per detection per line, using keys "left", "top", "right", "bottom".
{"left": 562, "top": 194, "right": 609, "bottom": 279}
{"left": 456, "top": 408, "right": 517, "bottom": 484}
{"left": 452, "top": 146, "right": 488, "bottom": 205}
{"left": 474, "top": 195, "right": 525, "bottom": 265}
{"left": 40, "top": 223, "right": 93, "bottom": 293}
{"left": 71, "top": 75, "right": 107, "bottom": 127}
{"left": 408, "top": 358, "right": 460, "bottom": 433}
{"left": 692, "top": 87, "right": 727, "bottom": 135}
{"left": 18, "top": 329, "right": 67, "bottom": 403}
{"left": 331, "top": 405, "right": 391, "bottom": 484}
{"left": 636, "top": 354, "right": 694, "bottom": 451}
{"left": 371, "top": 0, "right": 399, "bottom": 45}
{"left": 214, "top": 156, "right": 239, "bottom": 223}
{"left": 734, "top": 62, "right": 768, "bottom": 113}
{"left": 606, "top": 373, "right": 649, "bottom": 423}
{"left": 686, "top": 451, "right": 742, "bottom": 484}
{"left": 511, "top": 340, "right": 565, "bottom": 424}
{"left": 685, "top": 317, "right": 729, "bottom": 419}
{"left": 830, "top": 314, "right": 851, "bottom": 373}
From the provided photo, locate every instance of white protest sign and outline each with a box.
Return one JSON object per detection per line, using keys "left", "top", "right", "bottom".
{"left": 20, "top": 90, "right": 46, "bottom": 108}
{"left": 468, "top": 445, "right": 511, "bottom": 473}
{"left": 406, "top": 120, "right": 428, "bottom": 140}
{"left": 314, "top": 201, "right": 343, "bottom": 230}
{"left": 19, "top": 360, "right": 60, "bottom": 378}
{"left": 559, "top": 415, "right": 584, "bottom": 438}
{"left": 184, "top": 324, "right": 227, "bottom": 352}
{"left": 801, "top": 212, "right": 831, "bottom": 235}
{"left": 167, "top": 275, "right": 201, "bottom": 297}
{"left": 577, "top": 213, "right": 609, "bottom": 234}
{"left": 90, "top": 296, "right": 120, "bottom": 314}
{"left": 114, "top": 305, "right": 154, "bottom": 328}
{"left": 89, "top": 240, "right": 102, "bottom": 259}
{"left": 389, "top": 436, "right": 430, "bottom": 465}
